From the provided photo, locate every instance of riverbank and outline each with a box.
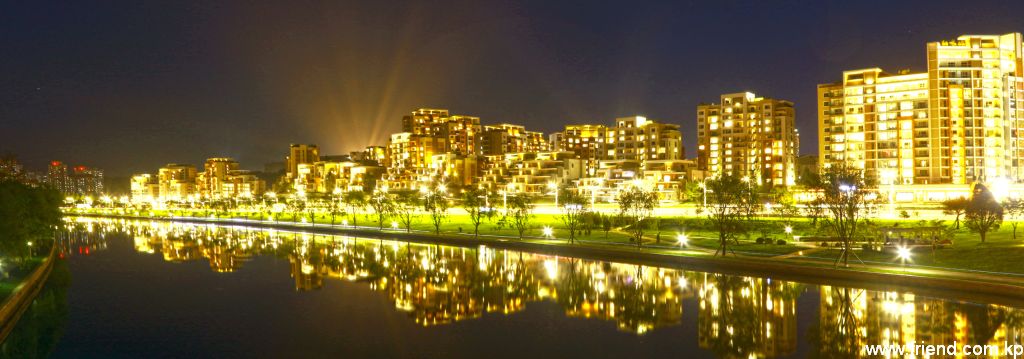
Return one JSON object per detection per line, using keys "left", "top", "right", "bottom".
{"left": 0, "top": 244, "right": 59, "bottom": 343}
{"left": 72, "top": 213, "right": 1024, "bottom": 307}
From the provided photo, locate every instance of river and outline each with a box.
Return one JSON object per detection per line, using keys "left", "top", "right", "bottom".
{"left": 3, "top": 217, "right": 1023, "bottom": 358}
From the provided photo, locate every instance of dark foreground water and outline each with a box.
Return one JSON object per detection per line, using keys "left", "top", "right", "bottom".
{"left": 4, "top": 218, "right": 1024, "bottom": 358}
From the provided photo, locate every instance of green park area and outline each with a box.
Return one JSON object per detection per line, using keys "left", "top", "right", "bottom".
{"left": 0, "top": 181, "right": 61, "bottom": 302}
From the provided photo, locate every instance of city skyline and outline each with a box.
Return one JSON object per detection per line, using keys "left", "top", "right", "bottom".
{"left": 7, "top": 2, "right": 1024, "bottom": 175}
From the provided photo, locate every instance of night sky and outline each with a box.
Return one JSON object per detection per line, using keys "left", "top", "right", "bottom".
{"left": 5, "top": 1, "right": 1024, "bottom": 176}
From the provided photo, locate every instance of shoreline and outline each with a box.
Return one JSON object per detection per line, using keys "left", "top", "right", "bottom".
{"left": 73, "top": 213, "right": 1024, "bottom": 308}
{"left": 0, "top": 243, "right": 59, "bottom": 343}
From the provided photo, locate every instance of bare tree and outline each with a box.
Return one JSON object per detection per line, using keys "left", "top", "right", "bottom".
{"left": 343, "top": 190, "right": 366, "bottom": 227}
{"left": 559, "top": 188, "right": 588, "bottom": 244}
{"left": 617, "top": 184, "right": 658, "bottom": 249}
{"left": 393, "top": 191, "right": 419, "bottom": 233}
{"left": 423, "top": 184, "right": 449, "bottom": 234}
{"left": 705, "top": 175, "right": 746, "bottom": 256}
{"left": 367, "top": 189, "right": 394, "bottom": 230}
{"left": 462, "top": 188, "right": 490, "bottom": 237}
{"left": 1001, "top": 198, "right": 1023, "bottom": 240}
{"left": 507, "top": 194, "right": 533, "bottom": 239}
{"left": 814, "top": 164, "right": 869, "bottom": 268}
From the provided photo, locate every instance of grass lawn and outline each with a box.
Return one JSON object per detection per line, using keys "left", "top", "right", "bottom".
{"left": 0, "top": 257, "right": 45, "bottom": 303}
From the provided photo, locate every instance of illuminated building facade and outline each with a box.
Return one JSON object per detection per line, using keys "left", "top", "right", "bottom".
{"left": 609, "top": 116, "right": 685, "bottom": 162}
{"left": 197, "top": 157, "right": 239, "bottom": 199}
{"left": 130, "top": 173, "right": 159, "bottom": 202}
{"left": 286, "top": 144, "right": 320, "bottom": 181}
{"left": 479, "top": 123, "right": 549, "bottom": 156}
{"left": 157, "top": 163, "right": 198, "bottom": 201}
{"left": 819, "top": 33, "right": 1024, "bottom": 190}
{"left": 559, "top": 124, "right": 609, "bottom": 160}
{"left": 478, "top": 151, "right": 584, "bottom": 194}
{"left": 697, "top": 92, "right": 798, "bottom": 186}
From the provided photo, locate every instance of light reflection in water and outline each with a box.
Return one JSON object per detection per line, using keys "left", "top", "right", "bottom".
{"left": 59, "top": 217, "right": 1024, "bottom": 358}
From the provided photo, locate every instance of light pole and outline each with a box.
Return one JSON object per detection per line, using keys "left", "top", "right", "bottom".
{"left": 548, "top": 182, "right": 558, "bottom": 207}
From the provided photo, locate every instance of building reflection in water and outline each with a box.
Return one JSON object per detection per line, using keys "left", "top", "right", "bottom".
{"left": 61, "top": 218, "right": 1024, "bottom": 358}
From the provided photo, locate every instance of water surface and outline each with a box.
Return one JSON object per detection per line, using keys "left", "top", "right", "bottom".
{"left": 8, "top": 218, "right": 1024, "bottom": 358}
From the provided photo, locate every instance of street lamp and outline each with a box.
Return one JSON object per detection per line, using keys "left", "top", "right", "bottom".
{"left": 897, "top": 246, "right": 912, "bottom": 266}
{"left": 548, "top": 182, "right": 558, "bottom": 207}
{"left": 542, "top": 226, "right": 554, "bottom": 238}
{"left": 677, "top": 233, "right": 689, "bottom": 247}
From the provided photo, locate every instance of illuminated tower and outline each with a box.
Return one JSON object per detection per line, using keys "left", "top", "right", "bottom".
{"left": 697, "top": 92, "right": 798, "bottom": 186}
{"left": 819, "top": 33, "right": 1024, "bottom": 186}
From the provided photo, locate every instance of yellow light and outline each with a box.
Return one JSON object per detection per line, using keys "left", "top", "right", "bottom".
{"left": 784, "top": 226, "right": 793, "bottom": 234}
{"left": 677, "top": 233, "right": 689, "bottom": 246}
{"left": 542, "top": 226, "right": 553, "bottom": 238}
{"left": 897, "top": 246, "right": 912, "bottom": 261}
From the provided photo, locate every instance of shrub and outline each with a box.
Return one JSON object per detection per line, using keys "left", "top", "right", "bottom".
{"left": 776, "top": 239, "right": 786, "bottom": 245}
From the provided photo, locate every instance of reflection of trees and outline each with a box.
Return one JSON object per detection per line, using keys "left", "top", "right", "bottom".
{"left": 813, "top": 288, "right": 863, "bottom": 358}
{"left": 0, "top": 261, "right": 71, "bottom": 359}
{"left": 810, "top": 286, "right": 1024, "bottom": 358}
{"left": 63, "top": 219, "right": 1024, "bottom": 354}
{"left": 696, "top": 274, "right": 799, "bottom": 358}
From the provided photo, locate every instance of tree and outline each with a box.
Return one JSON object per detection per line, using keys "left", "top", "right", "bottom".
{"left": 965, "top": 183, "right": 1003, "bottom": 243}
{"left": 461, "top": 188, "right": 490, "bottom": 237}
{"left": 342, "top": 190, "right": 366, "bottom": 227}
{"left": 806, "top": 198, "right": 826, "bottom": 227}
{"left": 1001, "top": 198, "right": 1024, "bottom": 240}
{"left": 393, "top": 191, "right": 420, "bottom": 233}
{"left": 739, "top": 179, "right": 760, "bottom": 220}
{"left": 814, "top": 164, "right": 869, "bottom": 268}
{"left": 942, "top": 197, "right": 969, "bottom": 229}
{"left": 0, "top": 181, "right": 61, "bottom": 259}
{"left": 367, "top": 189, "right": 394, "bottom": 230}
{"left": 617, "top": 184, "right": 658, "bottom": 249}
{"left": 705, "top": 175, "right": 746, "bottom": 256}
{"left": 327, "top": 197, "right": 345, "bottom": 225}
{"left": 423, "top": 184, "right": 449, "bottom": 234}
{"left": 507, "top": 194, "right": 533, "bottom": 239}
{"left": 559, "top": 188, "right": 588, "bottom": 244}
{"left": 601, "top": 214, "right": 614, "bottom": 239}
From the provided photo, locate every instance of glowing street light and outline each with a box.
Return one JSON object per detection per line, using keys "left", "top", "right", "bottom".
{"left": 548, "top": 182, "right": 558, "bottom": 207}
{"left": 784, "top": 226, "right": 793, "bottom": 234}
{"left": 391, "top": 221, "right": 399, "bottom": 230}
{"left": 542, "top": 226, "right": 554, "bottom": 238}
{"left": 677, "top": 233, "right": 689, "bottom": 247}
{"left": 897, "top": 246, "right": 912, "bottom": 269}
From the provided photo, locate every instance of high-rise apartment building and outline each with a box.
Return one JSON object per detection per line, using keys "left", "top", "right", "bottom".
{"left": 286, "top": 144, "right": 320, "bottom": 180}
{"left": 479, "top": 124, "right": 549, "bottom": 155}
{"left": 560, "top": 124, "right": 608, "bottom": 160}
{"left": 697, "top": 92, "right": 798, "bottom": 186}
{"left": 557, "top": 117, "right": 684, "bottom": 162}
{"left": 131, "top": 174, "right": 159, "bottom": 202}
{"left": 47, "top": 161, "right": 72, "bottom": 194}
{"left": 158, "top": 164, "right": 198, "bottom": 201}
{"left": 385, "top": 108, "right": 484, "bottom": 189}
{"left": 197, "top": 157, "right": 239, "bottom": 199}
{"left": 71, "top": 165, "right": 104, "bottom": 195}
{"left": 609, "top": 116, "right": 685, "bottom": 162}
{"left": 820, "top": 33, "right": 1024, "bottom": 186}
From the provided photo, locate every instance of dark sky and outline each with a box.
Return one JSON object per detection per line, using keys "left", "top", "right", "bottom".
{"left": 5, "top": 1, "right": 1024, "bottom": 176}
